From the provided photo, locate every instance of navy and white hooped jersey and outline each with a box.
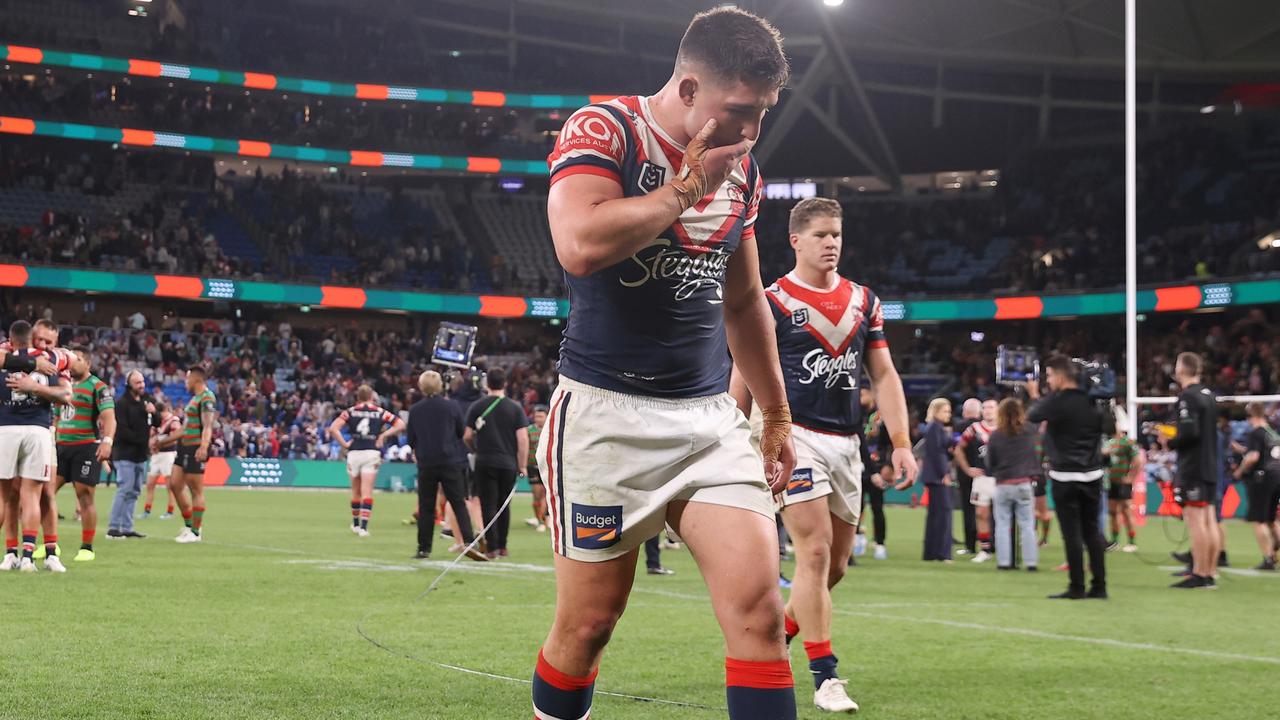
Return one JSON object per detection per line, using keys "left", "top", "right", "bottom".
{"left": 767, "top": 273, "right": 888, "bottom": 436}
{"left": 0, "top": 348, "right": 60, "bottom": 427}
{"left": 547, "top": 95, "right": 762, "bottom": 398}
{"left": 339, "top": 403, "right": 397, "bottom": 451}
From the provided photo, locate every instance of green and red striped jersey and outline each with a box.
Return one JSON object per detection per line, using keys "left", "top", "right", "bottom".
{"left": 56, "top": 375, "right": 114, "bottom": 445}
{"left": 181, "top": 388, "right": 217, "bottom": 446}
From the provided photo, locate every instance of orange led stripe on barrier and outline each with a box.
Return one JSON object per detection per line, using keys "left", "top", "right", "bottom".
{"left": 5, "top": 45, "right": 41, "bottom": 64}
{"left": 320, "top": 286, "right": 367, "bottom": 309}
{"left": 0, "top": 116, "right": 35, "bottom": 135}
{"left": 128, "top": 59, "right": 163, "bottom": 77}
{"left": 1154, "top": 286, "right": 1202, "bottom": 312}
{"left": 120, "top": 128, "right": 156, "bottom": 146}
{"left": 472, "top": 91, "right": 506, "bottom": 107}
{"left": 349, "top": 151, "right": 384, "bottom": 167}
{"left": 355, "top": 84, "right": 389, "bottom": 100}
{"left": 153, "top": 275, "right": 205, "bottom": 299}
{"left": 0, "top": 264, "right": 30, "bottom": 286}
{"left": 243, "top": 72, "right": 278, "bottom": 90}
{"left": 467, "top": 157, "right": 502, "bottom": 174}
{"left": 479, "top": 296, "right": 527, "bottom": 317}
{"left": 993, "top": 296, "right": 1044, "bottom": 320}
{"left": 238, "top": 140, "right": 272, "bottom": 157}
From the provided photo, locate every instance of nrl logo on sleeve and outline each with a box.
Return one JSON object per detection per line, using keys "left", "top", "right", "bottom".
{"left": 572, "top": 503, "right": 623, "bottom": 549}
{"left": 791, "top": 308, "right": 808, "bottom": 327}
{"left": 637, "top": 162, "right": 666, "bottom": 194}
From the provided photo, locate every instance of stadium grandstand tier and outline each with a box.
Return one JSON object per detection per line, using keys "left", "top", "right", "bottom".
{"left": 0, "top": 68, "right": 553, "bottom": 160}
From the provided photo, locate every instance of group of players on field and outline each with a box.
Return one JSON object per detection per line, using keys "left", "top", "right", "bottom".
{"left": 0, "top": 317, "right": 219, "bottom": 572}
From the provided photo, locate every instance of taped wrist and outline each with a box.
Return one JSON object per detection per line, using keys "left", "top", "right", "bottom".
{"left": 759, "top": 404, "right": 792, "bottom": 463}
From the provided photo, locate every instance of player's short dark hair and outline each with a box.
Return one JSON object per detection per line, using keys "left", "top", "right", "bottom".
{"left": 34, "top": 318, "right": 57, "bottom": 331}
{"left": 67, "top": 343, "right": 89, "bottom": 357}
{"left": 1177, "top": 352, "right": 1203, "bottom": 378}
{"left": 8, "top": 320, "right": 31, "bottom": 343}
{"left": 486, "top": 368, "right": 507, "bottom": 391}
{"left": 677, "top": 6, "right": 789, "bottom": 88}
{"left": 789, "top": 197, "right": 842, "bottom": 235}
{"left": 186, "top": 365, "right": 207, "bottom": 377}
{"left": 1044, "top": 354, "right": 1075, "bottom": 379}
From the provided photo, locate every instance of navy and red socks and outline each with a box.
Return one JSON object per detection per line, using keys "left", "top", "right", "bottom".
{"left": 803, "top": 640, "right": 839, "bottom": 689}
{"left": 359, "top": 498, "right": 373, "bottom": 531}
{"left": 351, "top": 501, "right": 360, "bottom": 527}
{"left": 725, "top": 657, "right": 796, "bottom": 719}
{"left": 532, "top": 649, "right": 595, "bottom": 720}
{"left": 21, "top": 531, "right": 36, "bottom": 560}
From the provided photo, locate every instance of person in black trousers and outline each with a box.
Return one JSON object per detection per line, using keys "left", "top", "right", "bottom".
{"left": 465, "top": 368, "right": 529, "bottom": 559}
{"left": 1025, "top": 355, "right": 1113, "bottom": 600}
{"left": 643, "top": 535, "right": 675, "bottom": 575}
{"left": 953, "top": 398, "right": 981, "bottom": 555}
{"left": 921, "top": 398, "right": 955, "bottom": 562}
{"left": 856, "top": 387, "right": 890, "bottom": 560}
{"left": 406, "top": 371, "right": 485, "bottom": 561}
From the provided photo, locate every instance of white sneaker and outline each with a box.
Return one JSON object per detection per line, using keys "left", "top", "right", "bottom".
{"left": 536, "top": 523, "right": 547, "bottom": 533}
{"left": 853, "top": 533, "right": 868, "bottom": 557}
{"left": 873, "top": 544, "right": 888, "bottom": 560}
{"left": 971, "top": 550, "right": 992, "bottom": 564}
{"left": 525, "top": 517, "right": 539, "bottom": 527}
{"left": 1122, "top": 544, "right": 1138, "bottom": 553}
{"left": 175, "top": 528, "right": 202, "bottom": 544}
{"left": 355, "top": 527, "right": 370, "bottom": 537}
{"left": 0, "top": 553, "right": 19, "bottom": 571}
{"left": 44, "top": 555, "right": 67, "bottom": 573}
{"left": 18, "top": 557, "right": 37, "bottom": 573}
{"left": 349, "top": 524, "right": 361, "bottom": 534}
{"left": 814, "top": 678, "right": 859, "bottom": 713}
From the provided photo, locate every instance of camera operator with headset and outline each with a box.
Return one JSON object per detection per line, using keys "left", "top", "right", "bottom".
{"left": 1022, "top": 355, "right": 1114, "bottom": 600}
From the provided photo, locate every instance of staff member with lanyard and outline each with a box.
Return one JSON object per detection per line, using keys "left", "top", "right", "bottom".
{"left": 465, "top": 368, "right": 529, "bottom": 559}
{"left": 1024, "top": 355, "right": 1112, "bottom": 599}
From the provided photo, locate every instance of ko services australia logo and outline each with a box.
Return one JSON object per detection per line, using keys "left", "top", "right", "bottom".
{"left": 572, "top": 503, "right": 623, "bottom": 550}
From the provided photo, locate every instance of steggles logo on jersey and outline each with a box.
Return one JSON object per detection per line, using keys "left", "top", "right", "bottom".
{"left": 572, "top": 503, "right": 623, "bottom": 550}
{"left": 638, "top": 161, "right": 666, "bottom": 194}
{"left": 619, "top": 238, "right": 730, "bottom": 302}
{"left": 798, "top": 347, "right": 860, "bottom": 390}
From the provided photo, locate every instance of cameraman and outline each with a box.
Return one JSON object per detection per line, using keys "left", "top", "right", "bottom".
{"left": 1024, "top": 355, "right": 1113, "bottom": 600}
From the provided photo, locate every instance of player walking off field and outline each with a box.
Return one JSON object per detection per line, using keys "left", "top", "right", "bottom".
{"left": 535, "top": 8, "right": 799, "bottom": 719}
{"left": 173, "top": 367, "right": 216, "bottom": 544}
{"left": 329, "top": 385, "right": 405, "bottom": 537}
{"left": 731, "top": 197, "right": 919, "bottom": 713}
{"left": 54, "top": 346, "right": 115, "bottom": 562}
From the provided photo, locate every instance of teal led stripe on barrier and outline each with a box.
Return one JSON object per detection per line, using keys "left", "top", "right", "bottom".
{"left": 1, "top": 42, "right": 603, "bottom": 111}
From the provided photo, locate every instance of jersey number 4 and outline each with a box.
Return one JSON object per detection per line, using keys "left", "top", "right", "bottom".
{"left": 356, "top": 418, "right": 371, "bottom": 437}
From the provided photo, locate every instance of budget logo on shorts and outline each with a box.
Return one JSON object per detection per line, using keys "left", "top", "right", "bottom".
{"left": 572, "top": 503, "right": 623, "bottom": 550}
{"left": 787, "top": 468, "right": 814, "bottom": 496}
{"left": 637, "top": 162, "right": 666, "bottom": 194}
{"left": 791, "top": 308, "right": 808, "bottom": 327}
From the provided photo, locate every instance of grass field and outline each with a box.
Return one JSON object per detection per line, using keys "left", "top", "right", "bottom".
{"left": 3, "top": 486, "right": 1277, "bottom": 720}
